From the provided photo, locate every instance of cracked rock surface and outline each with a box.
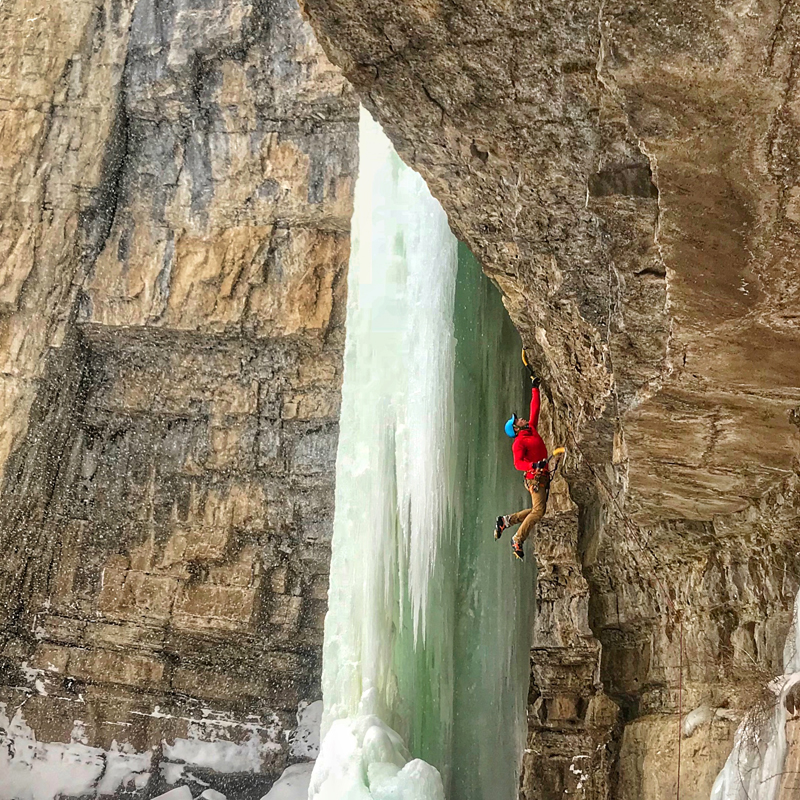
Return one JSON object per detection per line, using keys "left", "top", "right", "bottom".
{"left": 298, "top": 1, "right": 800, "bottom": 797}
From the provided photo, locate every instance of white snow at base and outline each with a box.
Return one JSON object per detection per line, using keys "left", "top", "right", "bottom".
{"left": 96, "top": 745, "right": 153, "bottom": 793}
{"left": 260, "top": 699, "right": 322, "bottom": 800}
{"left": 0, "top": 703, "right": 151, "bottom": 800}
{"left": 152, "top": 787, "right": 193, "bottom": 800}
{"left": 262, "top": 762, "right": 315, "bottom": 800}
{"left": 164, "top": 733, "right": 268, "bottom": 775}
{"left": 309, "top": 695, "right": 444, "bottom": 800}
{"left": 159, "top": 706, "right": 284, "bottom": 784}
{"left": 0, "top": 695, "right": 292, "bottom": 800}
{"left": 290, "top": 700, "right": 323, "bottom": 759}
{"left": 711, "top": 589, "right": 800, "bottom": 800}
{"left": 199, "top": 789, "right": 228, "bottom": 800}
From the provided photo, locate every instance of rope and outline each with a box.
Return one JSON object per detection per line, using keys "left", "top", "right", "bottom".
{"left": 559, "top": 423, "right": 677, "bottom": 613}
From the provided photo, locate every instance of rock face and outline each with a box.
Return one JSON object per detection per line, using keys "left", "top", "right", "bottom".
{"left": 295, "top": 1, "right": 800, "bottom": 798}
{"left": 524, "top": 508, "right": 619, "bottom": 800}
{"left": 0, "top": 0, "right": 357, "bottom": 796}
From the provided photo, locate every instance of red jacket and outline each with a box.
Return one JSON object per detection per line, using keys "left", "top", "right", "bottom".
{"left": 512, "top": 387, "right": 548, "bottom": 478}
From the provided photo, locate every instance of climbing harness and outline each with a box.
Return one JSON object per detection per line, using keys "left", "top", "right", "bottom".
{"left": 529, "top": 467, "right": 548, "bottom": 493}
{"left": 523, "top": 448, "right": 567, "bottom": 492}
{"left": 529, "top": 459, "right": 548, "bottom": 470}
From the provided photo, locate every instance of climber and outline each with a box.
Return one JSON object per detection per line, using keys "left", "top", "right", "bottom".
{"left": 494, "top": 352, "right": 555, "bottom": 561}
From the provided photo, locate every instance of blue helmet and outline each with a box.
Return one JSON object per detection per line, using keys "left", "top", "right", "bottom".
{"left": 504, "top": 414, "right": 517, "bottom": 438}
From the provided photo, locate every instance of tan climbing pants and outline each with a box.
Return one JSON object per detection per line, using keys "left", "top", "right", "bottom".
{"left": 510, "top": 471, "right": 550, "bottom": 547}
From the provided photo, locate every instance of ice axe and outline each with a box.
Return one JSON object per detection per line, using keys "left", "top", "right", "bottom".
{"left": 549, "top": 447, "right": 566, "bottom": 473}
{"left": 521, "top": 347, "right": 538, "bottom": 384}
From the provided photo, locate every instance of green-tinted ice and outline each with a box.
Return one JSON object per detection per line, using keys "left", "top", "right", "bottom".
{"left": 310, "top": 109, "right": 534, "bottom": 800}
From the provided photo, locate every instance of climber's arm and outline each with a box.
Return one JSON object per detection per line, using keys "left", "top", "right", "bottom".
{"left": 529, "top": 386, "right": 541, "bottom": 431}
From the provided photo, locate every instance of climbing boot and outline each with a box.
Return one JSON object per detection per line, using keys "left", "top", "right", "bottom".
{"left": 512, "top": 540, "right": 524, "bottom": 561}
{"left": 494, "top": 515, "right": 509, "bottom": 540}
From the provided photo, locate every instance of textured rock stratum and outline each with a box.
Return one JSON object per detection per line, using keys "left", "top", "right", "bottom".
{"left": 0, "top": 0, "right": 356, "bottom": 796}
{"left": 294, "top": 2, "right": 800, "bottom": 798}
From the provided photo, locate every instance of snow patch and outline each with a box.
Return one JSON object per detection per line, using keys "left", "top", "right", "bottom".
{"left": 289, "top": 700, "right": 322, "bottom": 759}
{"left": 95, "top": 744, "right": 152, "bottom": 794}
{"left": 199, "top": 790, "right": 228, "bottom": 800}
{"left": 682, "top": 705, "right": 739, "bottom": 738}
{"left": 152, "top": 787, "right": 193, "bottom": 800}
{"left": 309, "top": 707, "right": 444, "bottom": 800}
{"left": 164, "top": 732, "right": 270, "bottom": 775}
{"left": 0, "top": 703, "right": 151, "bottom": 800}
{"left": 262, "top": 763, "right": 315, "bottom": 800}
{"left": 683, "top": 705, "right": 714, "bottom": 737}
{"left": 162, "top": 762, "right": 187, "bottom": 785}
{"left": 568, "top": 755, "right": 589, "bottom": 792}
{"left": 158, "top": 705, "right": 285, "bottom": 782}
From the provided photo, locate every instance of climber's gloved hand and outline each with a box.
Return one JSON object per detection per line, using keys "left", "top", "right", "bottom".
{"left": 531, "top": 374, "right": 541, "bottom": 389}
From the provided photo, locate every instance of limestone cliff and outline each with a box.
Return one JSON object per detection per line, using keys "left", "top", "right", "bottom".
{"left": 294, "top": 2, "right": 800, "bottom": 798}
{"left": 0, "top": 0, "right": 356, "bottom": 796}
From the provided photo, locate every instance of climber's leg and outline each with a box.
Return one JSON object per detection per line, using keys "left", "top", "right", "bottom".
{"left": 507, "top": 508, "right": 531, "bottom": 526}
{"left": 512, "top": 473, "right": 550, "bottom": 549}
{"left": 495, "top": 508, "right": 528, "bottom": 539}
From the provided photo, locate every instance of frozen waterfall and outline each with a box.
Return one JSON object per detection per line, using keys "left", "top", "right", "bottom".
{"left": 710, "top": 588, "right": 800, "bottom": 800}
{"left": 309, "top": 109, "right": 535, "bottom": 799}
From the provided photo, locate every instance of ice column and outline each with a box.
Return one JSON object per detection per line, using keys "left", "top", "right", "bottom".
{"left": 310, "top": 109, "right": 534, "bottom": 800}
